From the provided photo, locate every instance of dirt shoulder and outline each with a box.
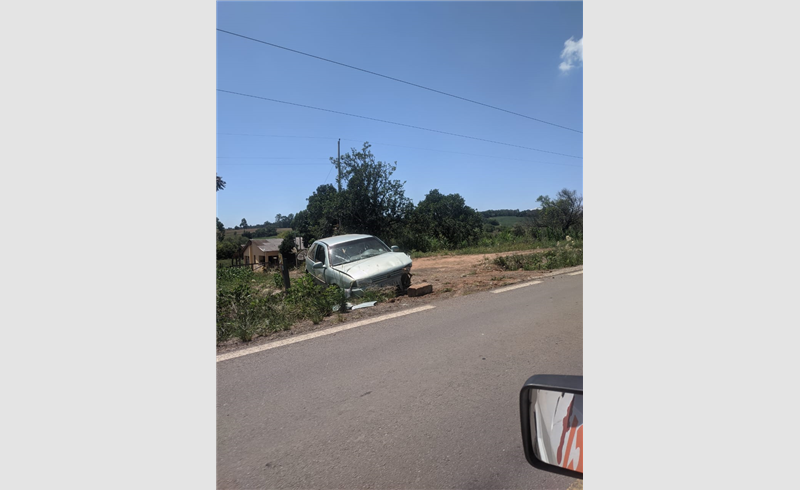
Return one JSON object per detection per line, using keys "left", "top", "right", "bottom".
{"left": 216, "top": 248, "right": 581, "bottom": 356}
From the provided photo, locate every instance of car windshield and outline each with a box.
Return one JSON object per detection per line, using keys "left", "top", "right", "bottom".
{"left": 329, "top": 237, "right": 391, "bottom": 266}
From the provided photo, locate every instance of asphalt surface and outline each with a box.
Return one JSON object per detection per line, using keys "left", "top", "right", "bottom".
{"left": 217, "top": 273, "right": 583, "bottom": 489}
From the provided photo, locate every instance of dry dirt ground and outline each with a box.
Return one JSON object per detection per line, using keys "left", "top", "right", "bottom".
{"left": 216, "top": 248, "right": 582, "bottom": 356}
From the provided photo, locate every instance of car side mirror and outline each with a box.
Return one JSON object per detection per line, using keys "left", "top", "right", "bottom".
{"left": 519, "top": 375, "right": 583, "bottom": 479}
{"left": 391, "top": 245, "right": 400, "bottom": 252}
{"left": 312, "top": 261, "right": 325, "bottom": 269}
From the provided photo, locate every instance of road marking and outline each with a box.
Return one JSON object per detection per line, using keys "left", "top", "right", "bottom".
{"left": 568, "top": 271, "right": 583, "bottom": 276}
{"left": 217, "top": 305, "right": 436, "bottom": 362}
{"left": 491, "top": 280, "right": 542, "bottom": 294}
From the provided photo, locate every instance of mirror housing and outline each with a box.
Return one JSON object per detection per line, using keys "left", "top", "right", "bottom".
{"left": 312, "top": 261, "right": 325, "bottom": 269}
{"left": 391, "top": 245, "right": 400, "bottom": 252}
{"left": 519, "top": 374, "right": 583, "bottom": 480}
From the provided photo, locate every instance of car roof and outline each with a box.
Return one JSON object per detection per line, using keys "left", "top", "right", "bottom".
{"left": 317, "top": 234, "right": 376, "bottom": 247}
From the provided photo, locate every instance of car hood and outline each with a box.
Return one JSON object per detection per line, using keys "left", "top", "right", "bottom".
{"left": 333, "top": 252, "right": 412, "bottom": 281}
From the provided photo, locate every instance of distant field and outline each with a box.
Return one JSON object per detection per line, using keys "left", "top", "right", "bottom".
{"left": 492, "top": 216, "right": 527, "bottom": 226}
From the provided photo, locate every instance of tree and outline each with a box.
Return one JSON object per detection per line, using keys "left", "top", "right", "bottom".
{"left": 407, "top": 189, "right": 483, "bottom": 250}
{"left": 278, "top": 231, "right": 297, "bottom": 290}
{"left": 252, "top": 226, "right": 277, "bottom": 238}
{"left": 335, "top": 142, "right": 412, "bottom": 239}
{"left": 217, "top": 174, "right": 226, "bottom": 191}
{"left": 240, "top": 218, "right": 248, "bottom": 230}
{"left": 216, "top": 217, "right": 225, "bottom": 242}
{"left": 291, "top": 209, "right": 311, "bottom": 247}
{"left": 533, "top": 189, "right": 583, "bottom": 233}
{"left": 301, "top": 184, "right": 340, "bottom": 245}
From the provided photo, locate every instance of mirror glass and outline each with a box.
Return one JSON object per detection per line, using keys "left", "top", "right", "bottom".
{"left": 530, "top": 390, "right": 583, "bottom": 474}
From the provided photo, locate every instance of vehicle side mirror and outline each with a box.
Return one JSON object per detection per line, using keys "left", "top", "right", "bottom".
{"left": 312, "top": 261, "right": 325, "bottom": 269}
{"left": 519, "top": 375, "right": 583, "bottom": 479}
{"left": 391, "top": 245, "right": 400, "bottom": 252}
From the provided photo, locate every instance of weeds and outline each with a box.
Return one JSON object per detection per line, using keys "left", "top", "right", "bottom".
{"left": 493, "top": 238, "right": 582, "bottom": 271}
{"left": 217, "top": 270, "right": 346, "bottom": 343}
{"left": 353, "top": 286, "right": 396, "bottom": 305}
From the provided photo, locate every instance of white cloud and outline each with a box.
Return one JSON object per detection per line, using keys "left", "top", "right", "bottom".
{"left": 559, "top": 36, "right": 583, "bottom": 73}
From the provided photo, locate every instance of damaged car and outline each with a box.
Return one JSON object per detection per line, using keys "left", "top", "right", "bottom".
{"left": 304, "top": 234, "right": 412, "bottom": 297}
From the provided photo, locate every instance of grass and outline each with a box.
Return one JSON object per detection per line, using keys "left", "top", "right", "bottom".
{"left": 409, "top": 238, "right": 559, "bottom": 259}
{"left": 217, "top": 269, "right": 399, "bottom": 344}
{"left": 493, "top": 239, "right": 582, "bottom": 271}
{"left": 217, "top": 271, "right": 346, "bottom": 342}
{"left": 351, "top": 286, "right": 397, "bottom": 306}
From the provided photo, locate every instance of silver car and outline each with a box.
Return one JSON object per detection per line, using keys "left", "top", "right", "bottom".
{"left": 305, "top": 234, "right": 412, "bottom": 297}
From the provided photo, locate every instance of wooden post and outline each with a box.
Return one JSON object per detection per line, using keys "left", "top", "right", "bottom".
{"left": 280, "top": 254, "right": 290, "bottom": 290}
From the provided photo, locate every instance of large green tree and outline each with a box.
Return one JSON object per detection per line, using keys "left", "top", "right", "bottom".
{"left": 407, "top": 189, "right": 483, "bottom": 250}
{"left": 335, "top": 142, "right": 412, "bottom": 239}
{"left": 533, "top": 188, "right": 583, "bottom": 233}
{"left": 300, "top": 184, "right": 340, "bottom": 245}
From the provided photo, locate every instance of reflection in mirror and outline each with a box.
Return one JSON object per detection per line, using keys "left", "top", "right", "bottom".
{"left": 530, "top": 390, "right": 583, "bottom": 474}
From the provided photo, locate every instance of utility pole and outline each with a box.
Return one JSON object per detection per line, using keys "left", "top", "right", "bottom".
{"left": 337, "top": 139, "right": 341, "bottom": 192}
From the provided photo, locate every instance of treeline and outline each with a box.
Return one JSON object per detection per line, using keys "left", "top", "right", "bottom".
{"left": 479, "top": 209, "right": 536, "bottom": 218}
{"left": 217, "top": 142, "right": 582, "bottom": 258}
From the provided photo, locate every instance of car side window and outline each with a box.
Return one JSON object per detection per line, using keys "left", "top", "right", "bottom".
{"left": 315, "top": 244, "right": 326, "bottom": 264}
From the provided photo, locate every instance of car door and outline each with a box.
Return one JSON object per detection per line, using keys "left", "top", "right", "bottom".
{"left": 310, "top": 242, "right": 328, "bottom": 284}
{"left": 305, "top": 244, "right": 317, "bottom": 275}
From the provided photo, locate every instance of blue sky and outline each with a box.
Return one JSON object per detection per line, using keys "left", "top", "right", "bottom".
{"left": 216, "top": 1, "right": 582, "bottom": 228}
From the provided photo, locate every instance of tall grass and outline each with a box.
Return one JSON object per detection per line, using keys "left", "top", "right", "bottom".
{"left": 493, "top": 237, "right": 582, "bottom": 271}
{"left": 217, "top": 269, "right": 347, "bottom": 343}
{"left": 408, "top": 227, "right": 581, "bottom": 258}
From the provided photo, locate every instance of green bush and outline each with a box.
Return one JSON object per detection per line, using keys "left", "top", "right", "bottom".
{"left": 494, "top": 237, "right": 583, "bottom": 271}
{"left": 285, "top": 275, "right": 346, "bottom": 325}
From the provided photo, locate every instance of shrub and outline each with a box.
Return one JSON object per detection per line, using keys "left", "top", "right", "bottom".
{"left": 285, "top": 275, "right": 346, "bottom": 324}
{"left": 493, "top": 239, "right": 582, "bottom": 271}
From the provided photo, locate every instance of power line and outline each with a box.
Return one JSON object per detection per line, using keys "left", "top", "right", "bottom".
{"left": 217, "top": 28, "right": 582, "bottom": 134}
{"left": 217, "top": 163, "right": 328, "bottom": 166}
{"left": 323, "top": 164, "right": 335, "bottom": 184}
{"left": 217, "top": 156, "right": 329, "bottom": 160}
{"left": 217, "top": 132, "right": 337, "bottom": 140}
{"left": 217, "top": 89, "right": 582, "bottom": 159}
{"left": 338, "top": 138, "right": 581, "bottom": 168}
{"left": 216, "top": 132, "right": 581, "bottom": 167}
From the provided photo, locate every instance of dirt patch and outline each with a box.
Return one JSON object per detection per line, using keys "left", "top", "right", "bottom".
{"left": 217, "top": 248, "right": 581, "bottom": 356}
{"left": 410, "top": 248, "right": 556, "bottom": 297}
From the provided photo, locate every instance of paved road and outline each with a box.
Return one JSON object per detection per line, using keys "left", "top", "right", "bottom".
{"left": 218, "top": 273, "right": 583, "bottom": 489}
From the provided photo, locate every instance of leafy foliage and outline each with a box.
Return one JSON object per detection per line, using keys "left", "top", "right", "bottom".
{"left": 274, "top": 213, "right": 294, "bottom": 228}
{"left": 335, "top": 142, "right": 413, "bottom": 239}
{"left": 493, "top": 237, "right": 583, "bottom": 271}
{"left": 279, "top": 231, "right": 297, "bottom": 257}
{"left": 217, "top": 268, "right": 348, "bottom": 342}
{"left": 217, "top": 174, "right": 226, "bottom": 191}
{"left": 216, "top": 217, "right": 225, "bottom": 242}
{"left": 297, "top": 184, "right": 339, "bottom": 246}
{"left": 531, "top": 189, "right": 583, "bottom": 234}
{"left": 252, "top": 226, "right": 277, "bottom": 238}
{"left": 402, "top": 189, "right": 483, "bottom": 251}
{"left": 217, "top": 233, "right": 248, "bottom": 260}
